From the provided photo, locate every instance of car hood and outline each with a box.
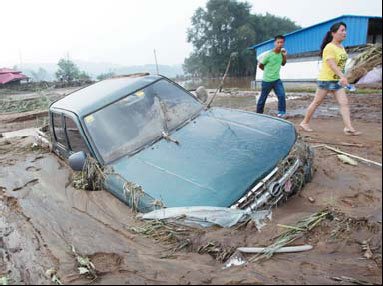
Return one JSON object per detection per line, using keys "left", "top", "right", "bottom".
{"left": 108, "top": 108, "right": 296, "bottom": 208}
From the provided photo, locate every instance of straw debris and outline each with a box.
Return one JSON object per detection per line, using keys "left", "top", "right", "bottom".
{"left": 71, "top": 245, "right": 98, "bottom": 282}
{"left": 127, "top": 220, "right": 199, "bottom": 245}
{"left": 249, "top": 210, "right": 331, "bottom": 263}
{"left": 347, "top": 44, "right": 382, "bottom": 84}
{"left": 125, "top": 220, "right": 240, "bottom": 261}
{"left": 73, "top": 156, "right": 106, "bottom": 191}
{"left": 123, "top": 181, "right": 145, "bottom": 213}
{"left": 197, "top": 242, "right": 236, "bottom": 262}
{"left": 45, "top": 268, "right": 62, "bottom": 285}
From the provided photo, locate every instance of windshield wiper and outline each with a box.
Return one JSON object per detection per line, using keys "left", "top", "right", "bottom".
{"left": 154, "top": 95, "right": 170, "bottom": 131}
{"left": 154, "top": 96, "right": 180, "bottom": 145}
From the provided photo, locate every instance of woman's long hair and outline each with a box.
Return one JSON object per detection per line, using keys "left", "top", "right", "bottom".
{"left": 320, "top": 22, "right": 347, "bottom": 58}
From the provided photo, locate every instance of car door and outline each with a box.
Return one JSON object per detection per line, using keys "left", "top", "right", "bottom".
{"left": 51, "top": 111, "right": 91, "bottom": 160}
{"left": 51, "top": 111, "right": 71, "bottom": 159}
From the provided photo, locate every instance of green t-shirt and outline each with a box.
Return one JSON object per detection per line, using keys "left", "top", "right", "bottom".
{"left": 261, "top": 51, "right": 283, "bottom": 82}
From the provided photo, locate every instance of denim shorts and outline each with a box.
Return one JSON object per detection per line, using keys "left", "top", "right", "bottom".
{"left": 317, "top": 80, "right": 342, "bottom": 90}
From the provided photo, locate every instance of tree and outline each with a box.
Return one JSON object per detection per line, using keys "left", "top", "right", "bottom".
{"left": 185, "top": 0, "right": 252, "bottom": 77}
{"left": 31, "top": 67, "right": 48, "bottom": 82}
{"left": 184, "top": 0, "right": 300, "bottom": 77}
{"left": 250, "top": 13, "right": 300, "bottom": 44}
{"left": 78, "top": 71, "right": 91, "bottom": 81}
{"left": 97, "top": 72, "right": 116, "bottom": 81}
{"left": 56, "top": 58, "right": 80, "bottom": 82}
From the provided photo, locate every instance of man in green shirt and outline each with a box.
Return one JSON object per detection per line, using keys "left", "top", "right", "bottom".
{"left": 257, "top": 35, "right": 287, "bottom": 118}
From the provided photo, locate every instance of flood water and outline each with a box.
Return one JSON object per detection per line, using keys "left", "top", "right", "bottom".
{"left": 177, "top": 77, "right": 254, "bottom": 90}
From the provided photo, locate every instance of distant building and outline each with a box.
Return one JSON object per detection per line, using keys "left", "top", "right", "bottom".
{"left": 0, "top": 68, "right": 29, "bottom": 86}
{"left": 249, "top": 15, "right": 382, "bottom": 86}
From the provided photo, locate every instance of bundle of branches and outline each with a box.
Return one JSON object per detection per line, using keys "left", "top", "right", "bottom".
{"left": 346, "top": 44, "right": 382, "bottom": 84}
{"left": 127, "top": 220, "right": 200, "bottom": 247}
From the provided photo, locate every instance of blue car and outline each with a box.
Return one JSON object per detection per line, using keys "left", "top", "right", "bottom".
{"left": 49, "top": 74, "right": 313, "bottom": 213}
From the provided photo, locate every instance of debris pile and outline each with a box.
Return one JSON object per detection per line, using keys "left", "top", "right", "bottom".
{"left": 248, "top": 210, "right": 331, "bottom": 263}
{"left": 347, "top": 44, "right": 382, "bottom": 86}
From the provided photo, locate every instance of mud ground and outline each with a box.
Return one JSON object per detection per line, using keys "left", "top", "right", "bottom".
{"left": 0, "top": 87, "right": 382, "bottom": 285}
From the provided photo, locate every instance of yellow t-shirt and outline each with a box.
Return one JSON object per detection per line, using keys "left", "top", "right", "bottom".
{"left": 318, "top": 43, "right": 348, "bottom": 81}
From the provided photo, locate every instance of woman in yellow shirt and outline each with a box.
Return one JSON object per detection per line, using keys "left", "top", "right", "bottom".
{"left": 300, "top": 22, "right": 361, "bottom": 136}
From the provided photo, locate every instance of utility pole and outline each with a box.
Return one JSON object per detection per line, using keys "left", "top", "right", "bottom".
{"left": 19, "top": 50, "right": 23, "bottom": 66}
{"left": 253, "top": 49, "right": 257, "bottom": 89}
{"left": 153, "top": 49, "right": 159, "bottom": 74}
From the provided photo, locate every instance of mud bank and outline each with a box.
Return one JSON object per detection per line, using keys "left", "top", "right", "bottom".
{"left": 0, "top": 89, "right": 382, "bottom": 285}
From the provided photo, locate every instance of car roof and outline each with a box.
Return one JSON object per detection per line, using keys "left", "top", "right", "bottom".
{"left": 50, "top": 74, "right": 163, "bottom": 118}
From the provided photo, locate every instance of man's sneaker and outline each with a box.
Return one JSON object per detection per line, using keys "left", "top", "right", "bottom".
{"left": 277, "top": 113, "right": 286, "bottom": 119}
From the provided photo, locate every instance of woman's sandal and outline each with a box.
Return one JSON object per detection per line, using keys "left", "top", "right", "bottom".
{"left": 344, "top": 129, "right": 362, "bottom": 136}
{"left": 299, "top": 123, "right": 314, "bottom": 132}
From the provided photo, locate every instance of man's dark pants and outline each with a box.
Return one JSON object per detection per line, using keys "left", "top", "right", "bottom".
{"left": 256, "top": 79, "right": 286, "bottom": 115}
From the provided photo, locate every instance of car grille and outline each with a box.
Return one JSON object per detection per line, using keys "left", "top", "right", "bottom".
{"left": 231, "top": 158, "right": 303, "bottom": 211}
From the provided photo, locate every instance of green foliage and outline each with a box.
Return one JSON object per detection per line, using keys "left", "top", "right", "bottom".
{"left": 250, "top": 13, "right": 300, "bottom": 44}
{"left": 184, "top": 0, "right": 300, "bottom": 77}
{"left": 97, "top": 72, "right": 116, "bottom": 81}
{"left": 55, "top": 58, "right": 80, "bottom": 82}
{"left": 78, "top": 71, "right": 91, "bottom": 81}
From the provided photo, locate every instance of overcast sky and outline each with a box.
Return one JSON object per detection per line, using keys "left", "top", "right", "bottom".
{"left": 1, "top": 0, "right": 381, "bottom": 67}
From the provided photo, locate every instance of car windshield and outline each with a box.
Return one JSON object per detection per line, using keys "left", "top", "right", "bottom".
{"left": 84, "top": 79, "right": 203, "bottom": 163}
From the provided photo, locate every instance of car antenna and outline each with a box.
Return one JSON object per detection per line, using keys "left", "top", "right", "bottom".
{"left": 154, "top": 49, "right": 160, "bottom": 75}
{"left": 206, "top": 52, "right": 238, "bottom": 109}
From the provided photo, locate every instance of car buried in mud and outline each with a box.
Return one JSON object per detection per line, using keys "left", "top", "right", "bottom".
{"left": 49, "top": 74, "right": 314, "bottom": 213}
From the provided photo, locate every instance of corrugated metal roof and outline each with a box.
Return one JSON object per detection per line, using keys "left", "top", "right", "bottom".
{"left": 0, "top": 73, "right": 28, "bottom": 85}
{"left": 0, "top": 68, "right": 28, "bottom": 84}
{"left": 250, "top": 15, "right": 382, "bottom": 56}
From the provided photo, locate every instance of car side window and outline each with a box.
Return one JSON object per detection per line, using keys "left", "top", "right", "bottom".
{"left": 52, "top": 113, "right": 67, "bottom": 147}
{"left": 65, "top": 117, "right": 90, "bottom": 154}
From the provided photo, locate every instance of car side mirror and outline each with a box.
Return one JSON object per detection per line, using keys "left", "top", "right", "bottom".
{"left": 68, "top": 151, "right": 87, "bottom": 171}
{"left": 196, "top": 86, "right": 208, "bottom": 103}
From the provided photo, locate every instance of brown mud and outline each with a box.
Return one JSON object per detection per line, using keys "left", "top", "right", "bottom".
{"left": 0, "top": 88, "right": 382, "bottom": 285}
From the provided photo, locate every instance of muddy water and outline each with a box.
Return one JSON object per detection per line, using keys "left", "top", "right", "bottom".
{"left": 177, "top": 77, "right": 318, "bottom": 91}
{"left": 178, "top": 77, "right": 254, "bottom": 90}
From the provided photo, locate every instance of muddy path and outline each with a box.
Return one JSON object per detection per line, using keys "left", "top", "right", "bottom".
{"left": 0, "top": 89, "right": 382, "bottom": 285}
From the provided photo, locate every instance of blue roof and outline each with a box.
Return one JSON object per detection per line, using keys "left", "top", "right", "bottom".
{"left": 51, "top": 75, "right": 162, "bottom": 118}
{"left": 249, "top": 15, "right": 382, "bottom": 55}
